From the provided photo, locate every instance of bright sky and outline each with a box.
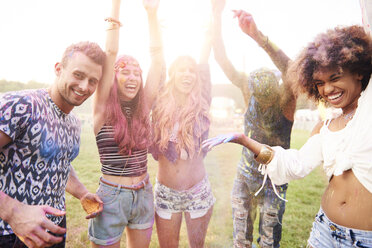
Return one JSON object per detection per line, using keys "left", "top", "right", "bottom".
{"left": 0, "top": 0, "right": 363, "bottom": 85}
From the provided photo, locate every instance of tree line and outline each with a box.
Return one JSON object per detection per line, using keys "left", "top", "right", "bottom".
{"left": 0, "top": 80, "right": 49, "bottom": 92}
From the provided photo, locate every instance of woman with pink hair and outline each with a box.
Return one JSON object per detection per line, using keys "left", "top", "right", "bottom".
{"left": 150, "top": 4, "right": 214, "bottom": 248}
{"left": 88, "top": 0, "right": 164, "bottom": 247}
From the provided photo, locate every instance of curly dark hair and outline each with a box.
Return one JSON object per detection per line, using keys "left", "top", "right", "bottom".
{"left": 289, "top": 25, "right": 372, "bottom": 102}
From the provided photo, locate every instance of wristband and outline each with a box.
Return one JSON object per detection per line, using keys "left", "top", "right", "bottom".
{"left": 254, "top": 145, "right": 274, "bottom": 164}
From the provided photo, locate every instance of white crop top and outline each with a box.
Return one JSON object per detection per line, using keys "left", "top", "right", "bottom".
{"left": 263, "top": 78, "right": 372, "bottom": 195}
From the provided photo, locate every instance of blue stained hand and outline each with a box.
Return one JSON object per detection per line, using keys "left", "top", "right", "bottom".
{"left": 202, "top": 133, "right": 237, "bottom": 151}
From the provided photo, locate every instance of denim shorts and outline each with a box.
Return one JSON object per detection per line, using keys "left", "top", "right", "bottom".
{"left": 88, "top": 178, "right": 154, "bottom": 246}
{"left": 155, "top": 176, "right": 215, "bottom": 219}
{"left": 308, "top": 207, "right": 372, "bottom": 248}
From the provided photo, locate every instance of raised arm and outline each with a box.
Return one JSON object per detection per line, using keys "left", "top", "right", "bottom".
{"left": 143, "top": 0, "right": 166, "bottom": 109}
{"left": 233, "top": 9, "right": 296, "bottom": 120}
{"left": 199, "top": 17, "right": 212, "bottom": 65}
{"left": 198, "top": 15, "right": 213, "bottom": 105}
{"left": 93, "top": 0, "right": 121, "bottom": 131}
{"left": 211, "top": 0, "right": 248, "bottom": 98}
{"left": 233, "top": 10, "right": 290, "bottom": 76}
{"left": 202, "top": 125, "right": 323, "bottom": 186}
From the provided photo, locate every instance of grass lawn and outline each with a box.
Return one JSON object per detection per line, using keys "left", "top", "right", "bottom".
{"left": 66, "top": 125, "right": 327, "bottom": 247}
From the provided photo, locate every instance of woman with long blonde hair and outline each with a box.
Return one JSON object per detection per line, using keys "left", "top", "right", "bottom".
{"left": 150, "top": 6, "right": 214, "bottom": 248}
{"left": 152, "top": 56, "right": 211, "bottom": 163}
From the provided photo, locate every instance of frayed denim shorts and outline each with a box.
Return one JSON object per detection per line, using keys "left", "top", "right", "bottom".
{"left": 88, "top": 177, "right": 154, "bottom": 246}
{"left": 155, "top": 175, "right": 215, "bottom": 219}
{"left": 308, "top": 207, "right": 372, "bottom": 248}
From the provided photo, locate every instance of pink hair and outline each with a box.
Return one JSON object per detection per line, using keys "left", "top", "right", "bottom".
{"left": 152, "top": 56, "right": 210, "bottom": 158}
{"left": 105, "top": 55, "right": 150, "bottom": 155}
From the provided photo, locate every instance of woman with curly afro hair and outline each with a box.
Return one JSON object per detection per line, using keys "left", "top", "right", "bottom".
{"left": 203, "top": 24, "right": 372, "bottom": 247}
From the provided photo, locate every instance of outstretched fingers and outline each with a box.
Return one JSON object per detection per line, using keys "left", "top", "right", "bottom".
{"left": 232, "top": 9, "right": 242, "bottom": 18}
{"left": 202, "top": 134, "right": 234, "bottom": 151}
{"left": 239, "top": 13, "right": 252, "bottom": 26}
{"left": 202, "top": 138, "right": 219, "bottom": 151}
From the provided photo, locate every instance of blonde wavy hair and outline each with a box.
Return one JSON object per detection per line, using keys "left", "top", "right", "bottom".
{"left": 152, "top": 56, "right": 210, "bottom": 159}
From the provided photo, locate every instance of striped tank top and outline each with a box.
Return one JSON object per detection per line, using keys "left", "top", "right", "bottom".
{"left": 96, "top": 125, "right": 148, "bottom": 176}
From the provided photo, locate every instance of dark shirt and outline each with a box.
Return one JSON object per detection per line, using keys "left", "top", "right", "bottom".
{"left": 238, "top": 69, "right": 293, "bottom": 179}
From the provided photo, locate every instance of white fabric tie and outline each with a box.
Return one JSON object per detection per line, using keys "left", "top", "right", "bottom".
{"left": 255, "top": 164, "right": 288, "bottom": 202}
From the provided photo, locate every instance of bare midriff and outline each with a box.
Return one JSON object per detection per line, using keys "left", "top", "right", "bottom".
{"left": 102, "top": 172, "right": 148, "bottom": 186}
{"left": 157, "top": 155, "right": 206, "bottom": 191}
{"left": 322, "top": 169, "right": 372, "bottom": 231}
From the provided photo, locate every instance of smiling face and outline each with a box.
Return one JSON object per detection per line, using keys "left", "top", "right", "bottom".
{"left": 115, "top": 57, "right": 142, "bottom": 102}
{"left": 313, "top": 68, "right": 363, "bottom": 111}
{"left": 173, "top": 59, "right": 197, "bottom": 95}
{"left": 53, "top": 52, "right": 102, "bottom": 113}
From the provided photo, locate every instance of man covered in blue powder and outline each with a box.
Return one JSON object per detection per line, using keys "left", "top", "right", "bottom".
{"left": 211, "top": 0, "right": 297, "bottom": 247}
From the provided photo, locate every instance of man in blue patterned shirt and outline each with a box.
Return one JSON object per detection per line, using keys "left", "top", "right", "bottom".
{"left": 0, "top": 41, "right": 105, "bottom": 248}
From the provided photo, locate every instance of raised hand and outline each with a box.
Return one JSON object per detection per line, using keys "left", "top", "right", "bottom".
{"left": 143, "top": 0, "right": 160, "bottom": 14}
{"left": 202, "top": 133, "right": 241, "bottom": 151}
{"left": 211, "top": 0, "right": 226, "bottom": 16}
{"left": 8, "top": 204, "right": 66, "bottom": 248}
{"left": 232, "top": 10, "right": 259, "bottom": 39}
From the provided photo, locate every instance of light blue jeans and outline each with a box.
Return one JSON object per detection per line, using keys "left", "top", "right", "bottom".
{"left": 88, "top": 178, "right": 154, "bottom": 246}
{"left": 308, "top": 207, "right": 372, "bottom": 247}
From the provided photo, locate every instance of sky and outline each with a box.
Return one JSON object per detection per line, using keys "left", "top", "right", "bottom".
{"left": 0, "top": 0, "right": 363, "bottom": 85}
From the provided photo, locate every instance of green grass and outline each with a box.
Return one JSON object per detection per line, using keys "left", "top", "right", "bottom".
{"left": 66, "top": 126, "right": 326, "bottom": 247}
